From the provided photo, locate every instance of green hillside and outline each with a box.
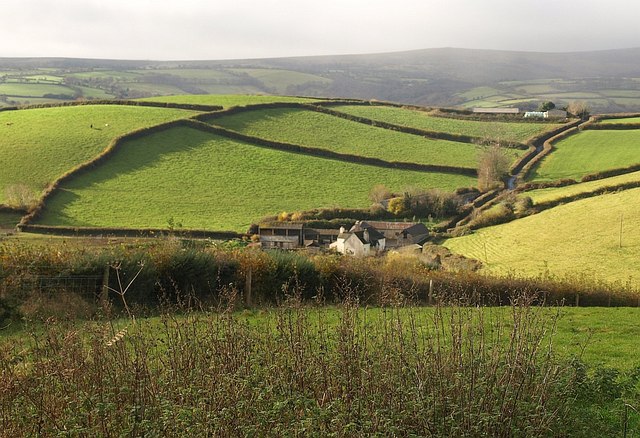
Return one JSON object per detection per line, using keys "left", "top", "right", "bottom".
{"left": 0, "top": 105, "right": 199, "bottom": 205}
{"left": 530, "top": 129, "right": 640, "bottom": 181}
{"left": 211, "top": 107, "right": 515, "bottom": 169}
{"left": 35, "top": 127, "right": 476, "bottom": 232}
{"left": 332, "top": 105, "right": 563, "bottom": 143}
{"left": 444, "top": 188, "right": 640, "bottom": 285}
{"left": 139, "top": 94, "right": 321, "bottom": 108}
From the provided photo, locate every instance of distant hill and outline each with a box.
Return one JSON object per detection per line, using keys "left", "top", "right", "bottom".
{"left": 2, "top": 47, "right": 640, "bottom": 112}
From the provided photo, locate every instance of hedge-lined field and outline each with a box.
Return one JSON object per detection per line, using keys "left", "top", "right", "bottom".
{"left": 35, "top": 127, "right": 475, "bottom": 232}
{"left": 524, "top": 170, "right": 640, "bottom": 204}
{"left": 211, "top": 107, "right": 514, "bottom": 169}
{"left": 529, "top": 129, "right": 640, "bottom": 182}
{"left": 332, "top": 104, "right": 563, "bottom": 144}
{"left": 445, "top": 188, "right": 640, "bottom": 284}
{"left": 0, "top": 105, "right": 199, "bottom": 205}
{"left": 139, "top": 94, "right": 321, "bottom": 108}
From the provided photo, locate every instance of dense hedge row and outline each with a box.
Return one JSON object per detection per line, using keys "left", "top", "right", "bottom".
{"left": 581, "top": 163, "right": 640, "bottom": 182}
{"left": 0, "top": 99, "right": 223, "bottom": 113}
{"left": 195, "top": 101, "right": 530, "bottom": 148}
{"left": 531, "top": 180, "right": 640, "bottom": 214}
{"left": 584, "top": 122, "right": 640, "bottom": 130}
{"left": 18, "top": 224, "right": 241, "bottom": 239}
{"left": 0, "top": 205, "right": 27, "bottom": 215}
{"left": 312, "top": 105, "right": 529, "bottom": 149}
{"left": 2, "top": 241, "right": 638, "bottom": 312}
{"left": 186, "top": 119, "right": 479, "bottom": 176}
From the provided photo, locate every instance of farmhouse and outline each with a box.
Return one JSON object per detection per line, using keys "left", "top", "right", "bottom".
{"left": 330, "top": 226, "right": 385, "bottom": 257}
{"left": 258, "top": 220, "right": 430, "bottom": 255}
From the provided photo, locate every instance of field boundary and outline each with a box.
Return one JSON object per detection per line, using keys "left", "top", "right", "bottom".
{"left": 310, "top": 105, "right": 529, "bottom": 149}
{"left": 19, "top": 224, "right": 242, "bottom": 239}
{"left": 185, "top": 119, "right": 478, "bottom": 176}
{"left": 530, "top": 180, "right": 640, "bottom": 213}
{"left": 194, "top": 101, "right": 529, "bottom": 148}
{"left": 0, "top": 99, "right": 223, "bottom": 113}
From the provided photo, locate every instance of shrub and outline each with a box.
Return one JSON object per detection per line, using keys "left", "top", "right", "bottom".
{"left": 4, "top": 184, "right": 37, "bottom": 210}
{"left": 467, "top": 203, "right": 515, "bottom": 229}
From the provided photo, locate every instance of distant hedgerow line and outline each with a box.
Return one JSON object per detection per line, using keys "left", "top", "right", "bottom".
{"left": 0, "top": 98, "right": 222, "bottom": 113}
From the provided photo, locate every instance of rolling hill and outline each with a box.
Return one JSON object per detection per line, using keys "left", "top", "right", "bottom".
{"left": 2, "top": 47, "right": 640, "bottom": 111}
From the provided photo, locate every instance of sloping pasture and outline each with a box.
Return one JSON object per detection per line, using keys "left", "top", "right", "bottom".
{"left": 332, "top": 104, "right": 563, "bottom": 144}
{"left": 35, "top": 126, "right": 476, "bottom": 232}
{"left": 209, "top": 107, "right": 514, "bottom": 170}
{"left": 444, "top": 188, "right": 640, "bottom": 285}
{"left": 0, "top": 105, "right": 199, "bottom": 205}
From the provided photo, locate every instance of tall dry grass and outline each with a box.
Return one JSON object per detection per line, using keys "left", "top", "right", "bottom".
{"left": 0, "top": 285, "right": 580, "bottom": 436}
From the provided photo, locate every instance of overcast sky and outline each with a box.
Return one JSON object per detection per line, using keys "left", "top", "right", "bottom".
{"left": 3, "top": 0, "right": 640, "bottom": 60}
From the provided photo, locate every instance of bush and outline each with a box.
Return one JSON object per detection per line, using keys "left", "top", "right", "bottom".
{"left": 467, "top": 203, "right": 515, "bottom": 229}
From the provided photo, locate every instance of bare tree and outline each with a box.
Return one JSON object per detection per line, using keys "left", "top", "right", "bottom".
{"left": 567, "top": 101, "right": 591, "bottom": 119}
{"left": 478, "top": 146, "right": 511, "bottom": 192}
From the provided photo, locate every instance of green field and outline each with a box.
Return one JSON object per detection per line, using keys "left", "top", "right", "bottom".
{"left": 0, "top": 105, "right": 199, "bottom": 204}
{"left": 333, "top": 104, "right": 562, "bottom": 143}
{"left": 530, "top": 130, "right": 640, "bottom": 181}
{"left": 231, "top": 68, "right": 331, "bottom": 93}
{"left": 139, "top": 94, "right": 321, "bottom": 107}
{"left": 600, "top": 116, "right": 640, "bottom": 124}
{"left": 140, "top": 69, "right": 237, "bottom": 81}
{"left": 524, "top": 170, "right": 640, "bottom": 204}
{"left": 445, "top": 188, "right": 640, "bottom": 284}
{"left": 35, "top": 127, "right": 476, "bottom": 232}
{"left": 212, "top": 107, "right": 511, "bottom": 168}
{"left": 0, "top": 83, "right": 76, "bottom": 97}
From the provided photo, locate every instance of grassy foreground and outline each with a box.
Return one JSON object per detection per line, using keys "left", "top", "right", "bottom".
{"left": 0, "top": 105, "right": 199, "bottom": 205}
{"left": 2, "top": 300, "right": 639, "bottom": 436}
{"left": 35, "top": 127, "right": 475, "bottom": 231}
{"left": 444, "top": 188, "right": 640, "bottom": 284}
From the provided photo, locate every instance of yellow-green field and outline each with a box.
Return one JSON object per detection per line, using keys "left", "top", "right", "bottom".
{"left": 523, "top": 170, "right": 640, "bottom": 204}
{"left": 444, "top": 188, "right": 640, "bottom": 285}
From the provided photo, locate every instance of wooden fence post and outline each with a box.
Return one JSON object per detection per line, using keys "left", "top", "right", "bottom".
{"left": 428, "top": 279, "right": 433, "bottom": 305}
{"left": 245, "top": 268, "right": 252, "bottom": 307}
{"left": 101, "top": 265, "right": 110, "bottom": 307}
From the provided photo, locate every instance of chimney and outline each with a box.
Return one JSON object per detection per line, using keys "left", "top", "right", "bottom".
{"left": 363, "top": 229, "right": 370, "bottom": 243}
{"left": 339, "top": 226, "right": 346, "bottom": 234}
